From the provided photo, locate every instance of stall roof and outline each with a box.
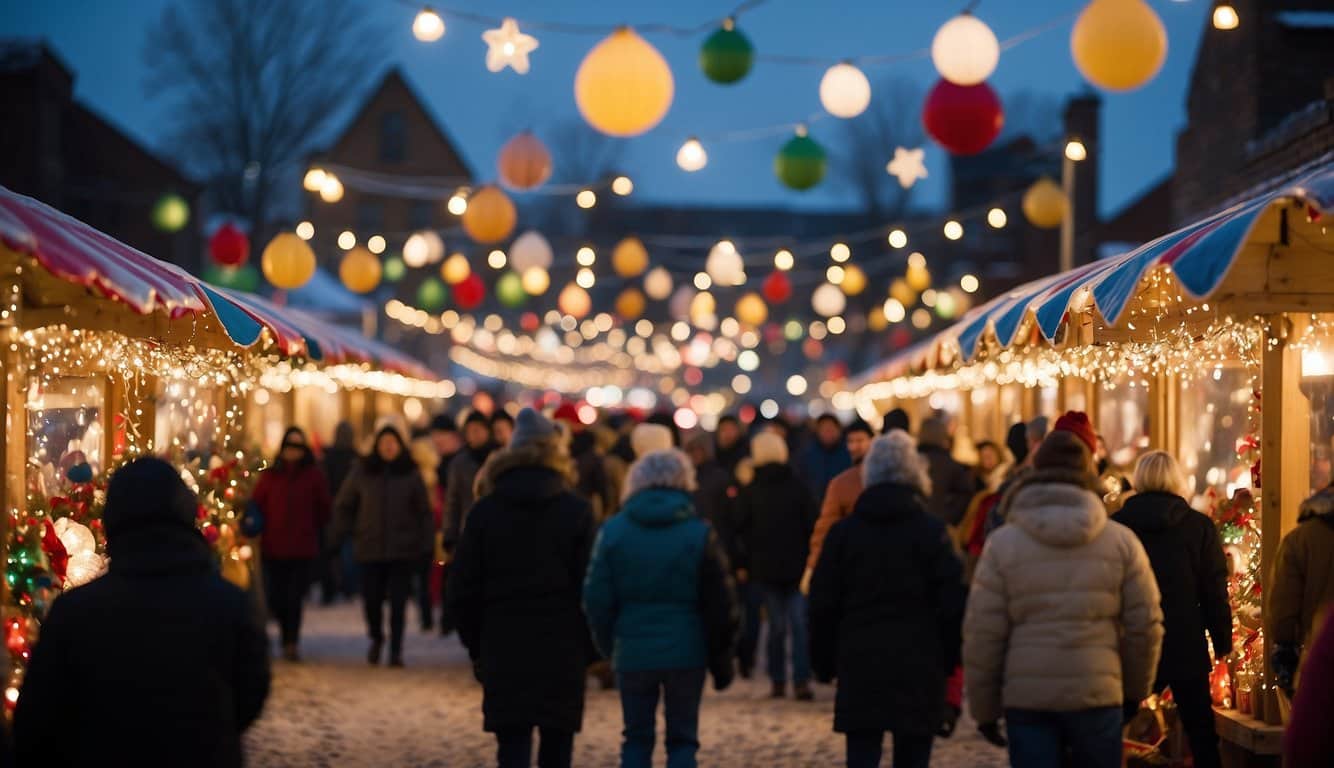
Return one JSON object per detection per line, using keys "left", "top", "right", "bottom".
{"left": 855, "top": 161, "right": 1334, "bottom": 385}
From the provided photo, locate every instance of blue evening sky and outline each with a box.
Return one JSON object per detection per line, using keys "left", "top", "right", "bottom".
{"left": 4, "top": 0, "right": 1208, "bottom": 218}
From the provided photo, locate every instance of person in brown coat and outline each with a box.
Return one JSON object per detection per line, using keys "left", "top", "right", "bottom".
{"left": 1268, "top": 483, "right": 1334, "bottom": 693}
{"left": 800, "top": 419, "right": 874, "bottom": 594}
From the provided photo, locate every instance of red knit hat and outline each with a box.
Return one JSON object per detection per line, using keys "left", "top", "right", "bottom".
{"left": 552, "top": 402, "right": 580, "bottom": 425}
{"left": 1052, "top": 410, "right": 1097, "bottom": 454}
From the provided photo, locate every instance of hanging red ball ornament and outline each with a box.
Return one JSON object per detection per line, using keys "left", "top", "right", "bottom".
{"left": 209, "top": 223, "right": 250, "bottom": 267}
{"left": 922, "top": 79, "right": 1004, "bottom": 156}
{"left": 762, "top": 271, "right": 792, "bottom": 304}
{"left": 454, "top": 272, "right": 486, "bottom": 310}
{"left": 520, "top": 312, "right": 540, "bottom": 333}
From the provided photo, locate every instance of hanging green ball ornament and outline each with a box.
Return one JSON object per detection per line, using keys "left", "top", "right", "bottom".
{"left": 700, "top": 20, "right": 754, "bottom": 85}
{"left": 416, "top": 277, "right": 448, "bottom": 312}
{"left": 496, "top": 271, "right": 526, "bottom": 308}
{"left": 383, "top": 255, "right": 406, "bottom": 283}
{"left": 775, "top": 131, "right": 827, "bottom": 191}
{"left": 151, "top": 193, "right": 190, "bottom": 232}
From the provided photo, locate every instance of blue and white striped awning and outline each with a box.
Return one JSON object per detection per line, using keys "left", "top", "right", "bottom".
{"left": 856, "top": 160, "right": 1334, "bottom": 384}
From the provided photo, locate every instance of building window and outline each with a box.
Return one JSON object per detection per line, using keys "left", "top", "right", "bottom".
{"left": 409, "top": 200, "right": 433, "bottom": 230}
{"left": 379, "top": 111, "right": 406, "bottom": 164}
{"left": 356, "top": 200, "right": 384, "bottom": 231}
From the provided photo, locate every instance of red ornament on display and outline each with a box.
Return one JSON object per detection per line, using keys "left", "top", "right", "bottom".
{"left": 201, "top": 523, "right": 221, "bottom": 545}
{"left": 520, "top": 312, "right": 540, "bottom": 332}
{"left": 209, "top": 223, "right": 250, "bottom": 267}
{"left": 454, "top": 272, "right": 486, "bottom": 310}
{"left": 40, "top": 520, "right": 68, "bottom": 583}
{"left": 922, "top": 79, "right": 1004, "bottom": 156}
{"left": 762, "top": 271, "right": 792, "bottom": 304}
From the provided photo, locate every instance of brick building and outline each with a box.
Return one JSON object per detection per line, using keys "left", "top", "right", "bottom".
{"left": 0, "top": 41, "right": 200, "bottom": 269}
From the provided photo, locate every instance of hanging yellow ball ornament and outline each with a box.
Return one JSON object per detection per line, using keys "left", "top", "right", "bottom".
{"left": 575, "top": 27, "right": 675, "bottom": 137}
{"left": 1071, "top": 0, "right": 1167, "bottom": 92}
{"left": 615, "top": 287, "right": 646, "bottom": 320}
{"left": 461, "top": 185, "right": 517, "bottom": 244}
{"left": 889, "top": 278, "right": 917, "bottom": 308}
{"left": 905, "top": 263, "right": 931, "bottom": 293}
{"left": 840, "top": 264, "right": 867, "bottom": 296}
{"left": 441, "top": 253, "right": 471, "bottom": 285}
{"left": 339, "top": 246, "right": 382, "bottom": 294}
{"left": 558, "top": 283, "right": 592, "bottom": 319}
{"left": 735, "top": 292, "right": 768, "bottom": 326}
{"left": 261, "top": 232, "right": 316, "bottom": 289}
{"left": 690, "top": 291, "right": 717, "bottom": 324}
{"left": 1022, "top": 176, "right": 1069, "bottom": 229}
{"left": 867, "top": 305, "right": 889, "bottom": 332}
{"left": 612, "top": 236, "right": 650, "bottom": 278}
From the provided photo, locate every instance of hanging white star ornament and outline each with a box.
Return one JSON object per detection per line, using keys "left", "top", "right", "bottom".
{"left": 886, "top": 146, "right": 929, "bottom": 189}
{"left": 482, "top": 18, "right": 538, "bottom": 74}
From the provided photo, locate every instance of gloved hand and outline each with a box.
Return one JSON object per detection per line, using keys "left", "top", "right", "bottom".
{"left": 978, "top": 721, "right": 1006, "bottom": 747}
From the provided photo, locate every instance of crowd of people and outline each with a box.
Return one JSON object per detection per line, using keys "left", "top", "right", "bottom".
{"left": 8, "top": 401, "right": 1334, "bottom": 768}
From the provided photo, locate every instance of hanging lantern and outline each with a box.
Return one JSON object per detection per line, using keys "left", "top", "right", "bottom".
{"left": 1022, "top": 177, "right": 1069, "bottom": 229}
{"left": 867, "top": 305, "right": 889, "bottom": 331}
{"left": 209, "top": 223, "right": 250, "bottom": 267}
{"left": 520, "top": 266, "right": 550, "bottom": 296}
{"left": 644, "top": 266, "right": 673, "bottom": 300}
{"left": 1071, "top": 0, "right": 1167, "bottom": 92}
{"left": 202, "top": 264, "right": 261, "bottom": 292}
{"left": 819, "top": 62, "right": 871, "bottom": 119}
{"left": 404, "top": 231, "right": 445, "bottom": 268}
{"left": 339, "top": 247, "right": 382, "bottom": 294}
{"left": 840, "top": 264, "right": 867, "bottom": 296}
{"left": 705, "top": 240, "right": 746, "bottom": 287}
{"left": 417, "top": 277, "right": 448, "bottom": 311}
{"left": 574, "top": 27, "right": 675, "bottom": 137}
{"left": 762, "top": 270, "right": 792, "bottom": 304}
{"left": 442, "top": 253, "right": 471, "bottom": 284}
{"left": 558, "top": 283, "right": 592, "bottom": 318}
{"left": 906, "top": 263, "right": 931, "bottom": 292}
{"left": 509, "top": 230, "right": 553, "bottom": 274}
{"left": 889, "top": 278, "right": 917, "bottom": 307}
{"left": 496, "top": 271, "right": 526, "bottom": 308}
{"left": 775, "top": 131, "right": 827, "bottom": 191}
{"left": 690, "top": 291, "right": 717, "bottom": 323}
{"left": 616, "top": 287, "right": 646, "bottom": 320}
{"left": 699, "top": 20, "right": 754, "bottom": 85}
{"left": 735, "top": 292, "right": 768, "bottom": 326}
{"left": 669, "top": 286, "right": 695, "bottom": 320}
{"left": 497, "top": 131, "right": 553, "bottom": 190}
{"left": 151, "top": 193, "right": 190, "bottom": 232}
{"left": 260, "top": 233, "right": 316, "bottom": 290}
{"left": 923, "top": 79, "right": 1003, "bottom": 156}
{"left": 383, "top": 256, "right": 406, "bottom": 283}
{"left": 931, "top": 13, "right": 1000, "bottom": 86}
{"left": 811, "top": 283, "right": 846, "bottom": 317}
{"left": 612, "top": 236, "right": 650, "bottom": 278}
{"left": 461, "top": 185, "right": 517, "bottom": 244}
{"left": 453, "top": 272, "right": 486, "bottom": 310}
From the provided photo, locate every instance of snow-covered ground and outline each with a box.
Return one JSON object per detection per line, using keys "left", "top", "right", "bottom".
{"left": 245, "top": 602, "right": 1008, "bottom": 767}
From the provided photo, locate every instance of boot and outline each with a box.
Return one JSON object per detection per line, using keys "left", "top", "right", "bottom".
{"left": 388, "top": 654, "right": 405, "bottom": 668}
{"left": 770, "top": 681, "right": 786, "bottom": 699}
{"left": 281, "top": 643, "right": 300, "bottom": 663}
{"left": 938, "top": 704, "right": 961, "bottom": 738}
{"left": 794, "top": 682, "right": 814, "bottom": 702}
{"left": 367, "top": 639, "right": 383, "bottom": 665}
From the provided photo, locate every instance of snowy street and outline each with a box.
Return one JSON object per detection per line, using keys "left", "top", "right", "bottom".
{"left": 244, "top": 602, "right": 1008, "bottom": 767}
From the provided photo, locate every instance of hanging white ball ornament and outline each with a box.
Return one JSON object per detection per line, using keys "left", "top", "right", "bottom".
{"left": 819, "top": 62, "right": 871, "bottom": 119}
{"left": 931, "top": 13, "right": 1000, "bottom": 86}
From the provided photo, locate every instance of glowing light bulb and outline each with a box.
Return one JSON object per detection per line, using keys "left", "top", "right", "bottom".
{"left": 337, "top": 231, "right": 356, "bottom": 250}
{"left": 576, "top": 189, "right": 597, "bottom": 209}
{"left": 676, "top": 137, "right": 708, "bottom": 172}
{"left": 774, "top": 249, "right": 794, "bottom": 271}
{"left": 413, "top": 7, "right": 446, "bottom": 42}
{"left": 576, "top": 246, "right": 596, "bottom": 266}
{"left": 888, "top": 229, "right": 907, "bottom": 249}
{"left": 987, "top": 208, "right": 1007, "bottom": 228}
{"left": 943, "top": 220, "right": 963, "bottom": 240}
{"left": 1064, "top": 138, "right": 1087, "bottom": 162}
{"left": 447, "top": 191, "right": 468, "bottom": 215}
{"left": 960, "top": 274, "right": 980, "bottom": 293}
{"left": 295, "top": 221, "right": 314, "bottom": 240}
{"left": 319, "top": 174, "right": 344, "bottom": 203}
{"left": 1213, "top": 5, "right": 1239, "bottom": 30}
{"left": 611, "top": 176, "right": 633, "bottom": 195}
{"left": 830, "top": 242, "right": 850, "bottom": 263}
{"left": 303, "top": 167, "right": 326, "bottom": 191}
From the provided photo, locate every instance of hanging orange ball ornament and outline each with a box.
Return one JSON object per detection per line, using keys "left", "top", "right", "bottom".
{"left": 611, "top": 236, "right": 650, "bottom": 277}
{"left": 339, "top": 247, "right": 382, "bottom": 294}
{"left": 1071, "top": 0, "right": 1167, "bottom": 92}
{"left": 261, "top": 233, "right": 316, "bottom": 290}
{"left": 1022, "top": 177, "right": 1069, "bottom": 229}
{"left": 616, "top": 288, "right": 646, "bottom": 320}
{"left": 461, "top": 185, "right": 517, "bottom": 244}
{"left": 497, "top": 131, "right": 552, "bottom": 190}
{"left": 574, "top": 27, "right": 675, "bottom": 137}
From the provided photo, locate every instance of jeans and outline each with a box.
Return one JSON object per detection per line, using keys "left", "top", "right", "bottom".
{"left": 761, "top": 586, "right": 810, "bottom": 685}
{"left": 263, "top": 557, "right": 311, "bottom": 646}
{"left": 495, "top": 726, "right": 573, "bottom": 768}
{"left": 1005, "top": 706, "right": 1122, "bottom": 768}
{"left": 845, "top": 730, "right": 933, "bottom": 768}
{"left": 737, "top": 581, "right": 762, "bottom": 673}
{"left": 1157, "top": 676, "right": 1221, "bottom": 768}
{"left": 618, "top": 668, "right": 707, "bottom": 768}
{"left": 361, "top": 560, "right": 413, "bottom": 655}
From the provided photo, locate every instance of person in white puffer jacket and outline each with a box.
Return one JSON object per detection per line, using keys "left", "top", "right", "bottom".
{"left": 963, "top": 411, "right": 1163, "bottom": 768}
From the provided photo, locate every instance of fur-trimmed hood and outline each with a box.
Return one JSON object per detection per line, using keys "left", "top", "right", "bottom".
{"left": 1299, "top": 487, "right": 1334, "bottom": 522}
{"left": 474, "top": 437, "right": 577, "bottom": 500}
{"left": 1000, "top": 467, "right": 1106, "bottom": 548}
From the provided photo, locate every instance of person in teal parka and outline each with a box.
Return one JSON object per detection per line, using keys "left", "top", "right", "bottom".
{"left": 583, "top": 448, "right": 740, "bottom": 768}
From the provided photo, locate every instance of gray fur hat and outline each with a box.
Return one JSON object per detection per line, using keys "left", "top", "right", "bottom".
{"left": 510, "top": 407, "right": 558, "bottom": 449}
{"left": 862, "top": 430, "right": 932, "bottom": 494}
{"left": 623, "top": 448, "right": 698, "bottom": 500}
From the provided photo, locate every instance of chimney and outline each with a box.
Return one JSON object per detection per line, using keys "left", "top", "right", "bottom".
{"left": 1063, "top": 92, "right": 1101, "bottom": 266}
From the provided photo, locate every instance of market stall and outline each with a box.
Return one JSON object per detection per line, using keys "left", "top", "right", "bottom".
{"left": 851, "top": 161, "right": 1334, "bottom": 764}
{"left": 0, "top": 186, "right": 450, "bottom": 710}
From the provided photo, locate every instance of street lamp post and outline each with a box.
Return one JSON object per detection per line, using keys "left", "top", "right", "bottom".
{"left": 1060, "top": 137, "right": 1087, "bottom": 274}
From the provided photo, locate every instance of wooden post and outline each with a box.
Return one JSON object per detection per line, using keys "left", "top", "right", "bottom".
{"left": 1148, "top": 371, "right": 1179, "bottom": 454}
{"left": 103, "top": 374, "right": 121, "bottom": 465}
{"left": 132, "top": 375, "right": 158, "bottom": 455}
{"left": 0, "top": 340, "right": 21, "bottom": 544}
{"left": 1260, "top": 313, "right": 1311, "bottom": 725}
{"left": 961, "top": 390, "right": 975, "bottom": 445}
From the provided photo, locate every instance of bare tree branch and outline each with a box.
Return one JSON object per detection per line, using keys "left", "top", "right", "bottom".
{"left": 830, "top": 77, "right": 925, "bottom": 220}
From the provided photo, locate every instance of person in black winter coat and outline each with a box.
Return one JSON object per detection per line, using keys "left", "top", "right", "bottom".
{"left": 322, "top": 420, "right": 362, "bottom": 601}
{"left": 685, "top": 433, "right": 732, "bottom": 534}
{"left": 733, "top": 432, "right": 819, "bottom": 700}
{"left": 447, "top": 408, "right": 598, "bottom": 768}
{"left": 14, "top": 457, "right": 270, "bottom": 767}
{"left": 809, "top": 430, "right": 966, "bottom": 768}
{"left": 1112, "top": 451, "right": 1231, "bottom": 768}
{"left": 715, "top": 414, "right": 749, "bottom": 476}
{"left": 917, "top": 416, "right": 978, "bottom": 526}
{"left": 333, "top": 424, "right": 433, "bottom": 667}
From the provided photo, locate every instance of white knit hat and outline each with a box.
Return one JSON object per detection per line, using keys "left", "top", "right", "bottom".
{"left": 750, "top": 432, "right": 788, "bottom": 467}
{"left": 631, "top": 423, "right": 674, "bottom": 458}
{"left": 623, "top": 449, "right": 697, "bottom": 500}
{"left": 862, "top": 430, "right": 931, "bottom": 494}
